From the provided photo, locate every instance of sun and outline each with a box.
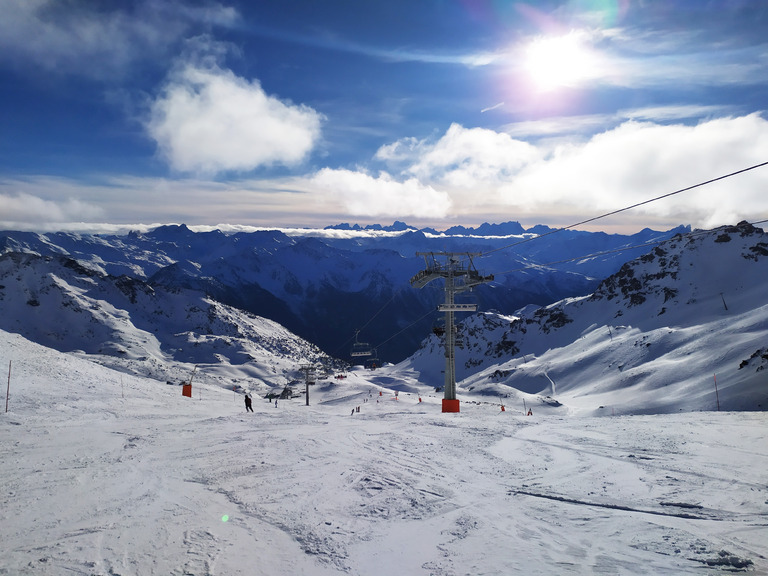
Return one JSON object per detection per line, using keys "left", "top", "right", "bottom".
{"left": 524, "top": 32, "right": 598, "bottom": 91}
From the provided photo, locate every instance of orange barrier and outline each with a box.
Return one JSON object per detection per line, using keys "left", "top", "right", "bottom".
{"left": 182, "top": 384, "right": 192, "bottom": 398}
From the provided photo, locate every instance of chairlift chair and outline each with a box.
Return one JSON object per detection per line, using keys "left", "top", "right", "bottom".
{"left": 350, "top": 330, "right": 372, "bottom": 357}
{"left": 365, "top": 349, "right": 380, "bottom": 370}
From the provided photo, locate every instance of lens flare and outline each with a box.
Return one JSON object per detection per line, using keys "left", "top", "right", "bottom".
{"left": 525, "top": 31, "right": 599, "bottom": 91}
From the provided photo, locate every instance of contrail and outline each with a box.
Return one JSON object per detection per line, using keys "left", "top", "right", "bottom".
{"left": 481, "top": 102, "right": 504, "bottom": 113}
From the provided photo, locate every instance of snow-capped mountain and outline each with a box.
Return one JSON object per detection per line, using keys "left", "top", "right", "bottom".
{"left": 1, "top": 220, "right": 764, "bottom": 414}
{"left": 0, "top": 251, "right": 339, "bottom": 392}
{"left": 400, "top": 222, "right": 768, "bottom": 414}
{"left": 0, "top": 221, "right": 685, "bottom": 361}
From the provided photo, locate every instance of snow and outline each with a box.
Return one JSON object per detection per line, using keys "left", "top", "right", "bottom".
{"left": 2, "top": 328, "right": 766, "bottom": 575}
{"left": 402, "top": 224, "right": 768, "bottom": 415}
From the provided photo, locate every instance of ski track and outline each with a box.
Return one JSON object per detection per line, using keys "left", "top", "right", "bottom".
{"left": 1, "top": 345, "right": 767, "bottom": 575}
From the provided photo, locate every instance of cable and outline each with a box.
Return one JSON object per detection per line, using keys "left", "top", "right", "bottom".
{"left": 331, "top": 286, "right": 404, "bottom": 358}
{"left": 479, "top": 160, "right": 768, "bottom": 259}
{"left": 357, "top": 287, "right": 401, "bottom": 333}
{"left": 373, "top": 308, "right": 436, "bottom": 352}
{"left": 489, "top": 219, "right": 767, "bottom": 277}
{"left": 337, "top": 155, "right": 768, "bottom": 360}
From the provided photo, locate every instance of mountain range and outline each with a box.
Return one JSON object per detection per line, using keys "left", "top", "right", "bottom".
{"left": 0, "top": 221, "right": 687, "bottom": 363}
{"left": 2, "top": 220, "right": 767, "bottom": 575}
{"left": 402, "top": 221, "right": 768, "bottom": 414}
{"left": 1, "top": 219, "right": 766, "bottom": 413}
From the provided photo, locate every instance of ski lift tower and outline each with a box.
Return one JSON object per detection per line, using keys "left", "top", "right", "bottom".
{"left": 299, "top": 363, "right": 316, "bottom": 406}
{"left": 410, "top": 252, "right": 493, "bottom": 413}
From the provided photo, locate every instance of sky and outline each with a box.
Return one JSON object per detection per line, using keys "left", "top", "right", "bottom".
{"left": 1, "top": 0, "right": 768, "bottom": 234}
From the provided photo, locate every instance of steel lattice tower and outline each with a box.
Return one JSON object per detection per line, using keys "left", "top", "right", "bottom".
{"left": 410, "top": 252, "right": 493, "bottom": 412}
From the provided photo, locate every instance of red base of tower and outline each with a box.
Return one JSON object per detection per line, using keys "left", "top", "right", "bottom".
{"left": 442, "top": 399, "right": 460, "bottom": 413}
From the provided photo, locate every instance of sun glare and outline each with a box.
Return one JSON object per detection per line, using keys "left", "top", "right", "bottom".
{"left": 525, "top": 32, "right": 598, "bottom": 91}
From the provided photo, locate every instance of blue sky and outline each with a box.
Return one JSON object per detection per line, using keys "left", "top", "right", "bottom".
{"left": 1, "top": 0, "right": 767, "bottom": 233}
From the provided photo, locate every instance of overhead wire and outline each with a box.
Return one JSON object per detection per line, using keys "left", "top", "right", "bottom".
{"left": 332, "top": 286, "right": 405, "bottom": 358}
{"left": 372, "top": 308, "right": 437, "bottom": 352}
{"left": 478, "top": 160, "right": 768, "bottom": 260}
{"left": 488, "top": 219, "right": 768, "bottom": 278}
{"left": 339, "top": 161, "right": 768, "bottom": 361}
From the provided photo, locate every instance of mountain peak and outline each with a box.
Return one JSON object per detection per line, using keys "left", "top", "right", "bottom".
{"left": 440, "top": 222, "right": 526, "bottom": 236}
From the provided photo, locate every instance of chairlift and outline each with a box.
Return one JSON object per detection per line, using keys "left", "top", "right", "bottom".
{"left": 350, "top": 330, "right": 372, "bottom": 357}
{"left": 365, "top": 349, "right": 380, "bottom": 370}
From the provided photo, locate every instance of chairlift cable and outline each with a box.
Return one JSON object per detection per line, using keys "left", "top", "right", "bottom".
{"left": 488, "top": 219, "right": 767, "bottom": 278}
{"left": 332, "top": 286, "right": 405, "bottom": 358}
{"left": 478, "top": 160, "right": 768, "bottom": 259}
{"left": 357, "top": 287, "right": 403, "bottom": 332}
{"left": 372, "top": 308, "right": 436, "bottom": 352}
{"left": 336, "top": 154, "right": 768, "bottom": 361}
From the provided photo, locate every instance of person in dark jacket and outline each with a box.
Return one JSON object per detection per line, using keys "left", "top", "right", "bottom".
{"left": 245, "top": 393, "right": 253, "bottom": 412}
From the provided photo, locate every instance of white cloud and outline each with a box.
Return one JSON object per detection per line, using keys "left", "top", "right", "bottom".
{"left": 501, "top": 105, "right": 735, "bottom": 139}
{"left": 373, "top": 115, "right": 768, "bottom": 228}
{"left": 310, "top": 168, "right": 451, "bottom": 218}
{"left": 0, "top": 190, "right": 104, "bottom": 226}
{"left": 3, "top": 115, "right": 766, "bottom": 233}
{"left": 147, "top": 63, "right": 323, "bottom": 175}
{"left": 0, "top": 0, "right": 238, "bottom": 77}
{"left": 377, "top": 123, "right": 542, "bottom": 188}
{"left": 501, "top": 113, "right": 768, "bottom": 224}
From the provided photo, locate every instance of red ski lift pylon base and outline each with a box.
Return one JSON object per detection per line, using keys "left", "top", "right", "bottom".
{"left": 442, "top": 399, "right": 460, "bottom": 413}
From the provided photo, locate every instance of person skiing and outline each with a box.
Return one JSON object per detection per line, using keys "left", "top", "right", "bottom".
{"left": 244, "top": 393, "right": 253, "bottom": 412}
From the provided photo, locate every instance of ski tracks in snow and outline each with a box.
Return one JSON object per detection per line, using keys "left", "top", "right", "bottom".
{"left": 489, "top": 414, "right": 768, "bottom": 573}
{"left": 2, "top": 347, "right": 766, "bottom": 576}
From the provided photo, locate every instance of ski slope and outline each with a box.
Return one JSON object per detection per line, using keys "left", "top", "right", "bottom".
{"left": 2, "top": 329, "right": 766, "bottom": 575}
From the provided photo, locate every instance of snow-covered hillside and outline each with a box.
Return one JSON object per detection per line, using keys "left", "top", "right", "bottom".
{"left": 0, "top": 252, "right": 339, "bottom": 391}
{"left": 399, "top": 222, "right": 768, "bottom": 415}
{"left": 1, "top": 328, "right": 766, "bottom": 575}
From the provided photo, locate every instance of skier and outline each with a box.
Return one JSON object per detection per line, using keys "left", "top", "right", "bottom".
{"left": 244, "top": 393, "right": 253, "bottom": 413}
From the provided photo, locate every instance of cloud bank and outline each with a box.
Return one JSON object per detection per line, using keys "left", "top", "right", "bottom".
{"left": 370, "top": 113, "right": 768, "bottom": 228}
{"left": 3, "top": 115, "right": 766, "bottom": 233}
{"left": 0, "top": 189, "right": 104, "bottom": 227}
{"left": 310, "top": 169, "right": 451, "bottom": 218}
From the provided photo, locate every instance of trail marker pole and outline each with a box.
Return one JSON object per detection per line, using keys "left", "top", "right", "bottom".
{"left": 714, "top": 373, "right": 720, "bottom": 411}
{"left": 5, "top": 360, "right": 10, "bottom": 413}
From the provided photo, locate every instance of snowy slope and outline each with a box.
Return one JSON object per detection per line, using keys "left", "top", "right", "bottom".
{"left": 0, "top": 252, "right": 339, "bottom": 392}
{"left": 1, "top": 328, "right": 766, "bottom": 575}
{"left": 398, "top": 222, "right": 768, "bottom": 415}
